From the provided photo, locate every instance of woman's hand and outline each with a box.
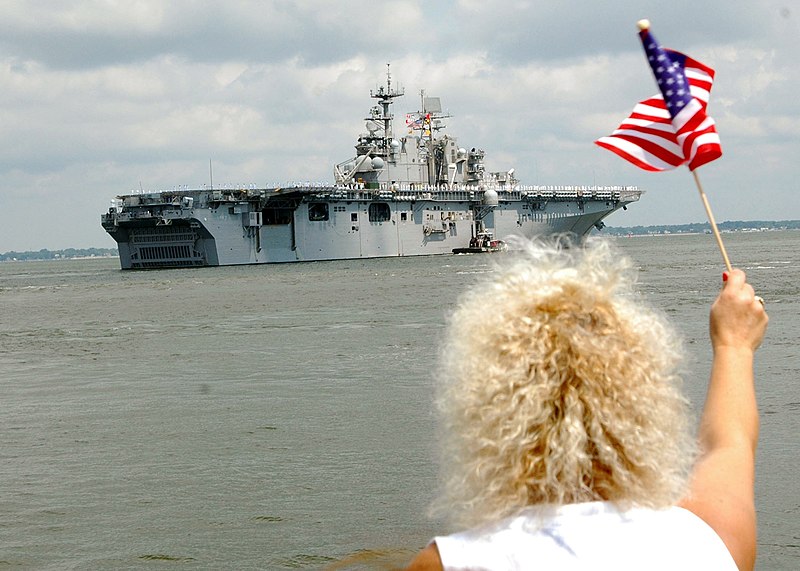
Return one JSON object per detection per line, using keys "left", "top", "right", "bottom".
{"left": 710, "top": 270, "right": 768, "bottom": 353}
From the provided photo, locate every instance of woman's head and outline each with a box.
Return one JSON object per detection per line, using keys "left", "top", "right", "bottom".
{"left": 433, "top": 238, "right": 694, "bottom": 529}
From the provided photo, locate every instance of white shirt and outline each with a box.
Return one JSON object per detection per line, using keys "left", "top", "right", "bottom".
{"left": 434, "top": 501, "right": 737, "bottom": 570}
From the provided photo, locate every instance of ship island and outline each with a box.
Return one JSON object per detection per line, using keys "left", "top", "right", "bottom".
{"left": 101, "top": 68, "right": 642, "bottom": 269}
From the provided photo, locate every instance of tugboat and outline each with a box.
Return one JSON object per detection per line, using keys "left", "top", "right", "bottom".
{"left": 452, "top": 231, "right": 507, "bottom": 254}
{"left": 101, "top": 66, "right": 641, "bottom": 269}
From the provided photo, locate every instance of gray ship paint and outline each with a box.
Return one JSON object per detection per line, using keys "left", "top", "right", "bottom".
{"left": 102, "top": 69, "right": 641, "bottom": 269}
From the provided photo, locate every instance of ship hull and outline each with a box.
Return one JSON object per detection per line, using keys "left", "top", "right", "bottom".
{"left": 102, "top": 185, "right": 640, "bottom": 270}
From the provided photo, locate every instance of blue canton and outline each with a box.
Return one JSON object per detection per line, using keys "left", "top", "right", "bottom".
{"left": 641, "top": 33, "right": 693, "bottom": 118}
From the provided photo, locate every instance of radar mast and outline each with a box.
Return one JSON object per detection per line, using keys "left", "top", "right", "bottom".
{"left": 370, "top": 64, "right": 404, "bottom": 148}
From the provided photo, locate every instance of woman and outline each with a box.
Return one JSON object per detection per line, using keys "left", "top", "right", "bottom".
{"left": 406, "top": 239, "right": 768, "bottom": 570}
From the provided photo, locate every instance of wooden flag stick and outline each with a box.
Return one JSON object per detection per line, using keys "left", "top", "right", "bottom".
{"left": 692, "top": 170, "right": 733, "bottom": 272}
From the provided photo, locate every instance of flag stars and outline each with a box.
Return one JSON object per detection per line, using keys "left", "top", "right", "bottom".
{"left": 642, "top": 33, "right": 698, "bottom": 118}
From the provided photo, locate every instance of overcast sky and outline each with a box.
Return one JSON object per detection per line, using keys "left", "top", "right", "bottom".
{"left": 0, "top": 0, "right": 797, "bottom": 251}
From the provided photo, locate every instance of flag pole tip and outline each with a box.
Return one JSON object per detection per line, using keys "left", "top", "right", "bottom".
{"left": 636, "top": 19, "right": 650, "bottom": 31}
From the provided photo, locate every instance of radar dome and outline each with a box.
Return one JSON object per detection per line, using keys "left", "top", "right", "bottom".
{"left": 371, "top": 157, "right": 385, "bottom": 170}
{"left": 390, "top": 139, "right": 401, "bottom": 150}
{"left": 483, "top": 189, "right": 499, "bottom": 206}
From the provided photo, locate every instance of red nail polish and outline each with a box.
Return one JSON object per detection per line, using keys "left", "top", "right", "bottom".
{"left": 722, "top": 272, "right": 729, "bottom": 282}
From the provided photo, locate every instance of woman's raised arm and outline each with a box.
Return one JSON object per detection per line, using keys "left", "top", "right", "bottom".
{"left": 678, "top": 269, "right": 769, "bottom": 571}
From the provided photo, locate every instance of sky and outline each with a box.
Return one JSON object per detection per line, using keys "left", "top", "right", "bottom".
{"left": 0, "top": 0, "right": 798, "bottom": 251}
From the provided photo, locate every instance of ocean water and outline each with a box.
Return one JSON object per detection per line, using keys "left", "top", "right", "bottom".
{"left": 0, "top": 231, "right": 797, "bottom": 570}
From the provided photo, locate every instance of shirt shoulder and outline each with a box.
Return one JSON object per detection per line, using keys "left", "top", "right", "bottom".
{"left": 433, "top": 503, "right": 737, "bottom": 571}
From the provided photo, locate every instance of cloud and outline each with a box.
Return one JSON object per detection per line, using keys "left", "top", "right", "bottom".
{"left": 0, "top": 0, "right": 798, "bottom": 250}
{"left": 0, "top": 1, "right": 428, "bottom": 69}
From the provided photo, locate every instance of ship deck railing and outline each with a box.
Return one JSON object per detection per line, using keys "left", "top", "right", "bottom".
{"left": 112, "top": 183, "right": 642, "bottom": 210}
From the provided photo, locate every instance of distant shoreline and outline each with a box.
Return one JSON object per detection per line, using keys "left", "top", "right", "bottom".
{"left": 600, "top": 219, "right": 800, "bottom": 237}
{"left": 2, "top": 221, "right": 798, "bottom": 261}
{"left": 605, "top": 228, "right": 796, "bottom": 238}
{"left": 0, "top": 255, "right": 120, "bottom": 262}
{"left": 0, "top": 249, "right": 119, "bottom": 262}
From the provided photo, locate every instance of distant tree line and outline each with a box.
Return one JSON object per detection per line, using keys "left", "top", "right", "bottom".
{"left": 1, "top": 220, "right": 797, "bottom": 259}
{"left": 0, "top": 247, "right": 118, "bottom": 262}
{"left": 601, "top": 220, "right": 800, "bottom": 236}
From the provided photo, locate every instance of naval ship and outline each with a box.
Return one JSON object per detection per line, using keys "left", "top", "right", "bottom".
{"left": 102, "top": 69, "right": 641, "bottom": 269}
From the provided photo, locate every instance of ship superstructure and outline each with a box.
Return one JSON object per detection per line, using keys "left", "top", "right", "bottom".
{"left": 102, "top": 68, "right": 641, "bottom": 269}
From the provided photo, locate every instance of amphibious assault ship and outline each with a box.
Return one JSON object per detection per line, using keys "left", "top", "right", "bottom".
{"left": 102, "top": 69, "right": 641, "bottom": 269}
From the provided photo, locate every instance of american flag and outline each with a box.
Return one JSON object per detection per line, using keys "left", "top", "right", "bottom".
{"left": 595, "top": 25, "right": 722, "bottom": 171}
{"left": 405, "top": 114, "right": 424, "bottom": 129}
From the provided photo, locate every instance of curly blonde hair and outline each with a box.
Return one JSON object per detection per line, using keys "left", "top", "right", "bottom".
{"left": 432, "top": 237, "right": 695, "bottom": 529}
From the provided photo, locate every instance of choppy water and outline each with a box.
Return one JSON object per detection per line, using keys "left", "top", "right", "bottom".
{"left": 1, "top": 231, "right": 797, "bottom": 570}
